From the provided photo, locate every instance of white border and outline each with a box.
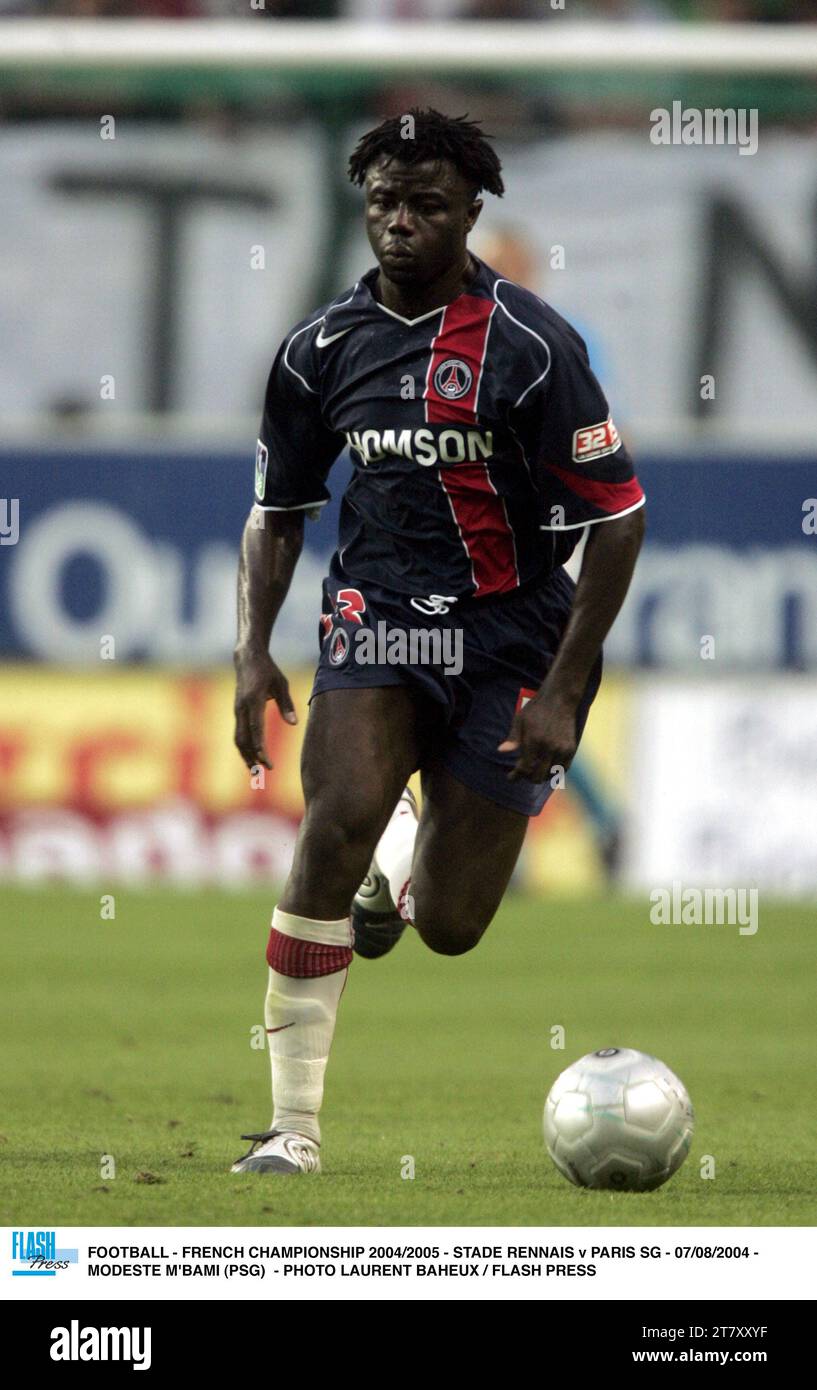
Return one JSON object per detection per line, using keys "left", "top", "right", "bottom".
{"left": 376, "top": 301, "right": 447, "bottom": 328}
{"left": 539, "top": 493, "right": 646, "bottom": 531}
{"left": 253, "top": 499, "right": 329, "bottom": 512}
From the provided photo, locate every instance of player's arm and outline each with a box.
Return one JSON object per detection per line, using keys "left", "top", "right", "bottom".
{"left": 233, "top": 324, "right": 338, "bottom": 771}
{"left": 501, "top": 508, "right": 645, "bottom": 782}
{"left": 501, "top": 317, "right": 645, "bottom": 782}
{"left": 233, "top": 508, "right": 303, "bottom": 771}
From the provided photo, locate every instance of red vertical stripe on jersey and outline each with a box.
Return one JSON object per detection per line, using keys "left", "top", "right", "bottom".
{"left": 440, "top": 464, "right": 519, "bottom": 595}
{"left": 425, "top": 294, "right": 493, "bottom": 425}
{"left": 426, "top": 294, "right": 517, "bottom": 595}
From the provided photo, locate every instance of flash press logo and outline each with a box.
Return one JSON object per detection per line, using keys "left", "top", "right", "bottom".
{"left": 11, "top": 1229, "right": 77, "bottom": 1277}
{"left": 50, "top": 1321, "right": 152, "bottom": 1372}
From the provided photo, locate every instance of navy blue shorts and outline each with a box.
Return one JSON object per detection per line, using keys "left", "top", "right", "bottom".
{"left": 310, "top": 560, "right": 603, "bottom": 817}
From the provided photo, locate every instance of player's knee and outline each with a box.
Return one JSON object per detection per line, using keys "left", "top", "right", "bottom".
{"left": 299, "top": 795, "right": 382, "bottom": 866}
{"left": 412, "top": 905, "right": 488, "bottom": 956}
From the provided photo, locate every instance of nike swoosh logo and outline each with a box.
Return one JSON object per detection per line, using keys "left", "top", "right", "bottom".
{"left": 316, "top": 325, "right": 352, "bottom": 348}
{"left": 266, "top": 1023, "right": 295, "bottom": 1033}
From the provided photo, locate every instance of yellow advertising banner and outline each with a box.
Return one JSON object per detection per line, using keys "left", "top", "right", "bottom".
{"left": 0, "top": 667, "right": 633, "bottom": 890}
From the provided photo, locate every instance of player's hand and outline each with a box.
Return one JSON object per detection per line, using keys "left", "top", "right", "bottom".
{"left": 498, "top": 691, "right": 578, "bottom": 784}
{"left": 233, "top": 646, "right": 297, "bottom": 771}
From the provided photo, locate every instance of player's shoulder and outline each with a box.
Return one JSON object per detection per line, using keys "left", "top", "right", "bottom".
{"left": 275, "top": 280, "right": 364, "bottom": 383}
{"left": 287, "top": 276, "right": 364, "bottom": 339}
{"left": 481, "top": 260, "right": 590, "bottom": 366}
{"left": 282, "top": 281, "right": 362, "bottom": 351}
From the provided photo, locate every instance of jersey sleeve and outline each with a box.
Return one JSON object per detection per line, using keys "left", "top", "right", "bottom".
{"left": 510, "top": 324, "right": 644, "bottom": 532}
{"left": 254, "top": 324, "right": 342, "bottom": 516}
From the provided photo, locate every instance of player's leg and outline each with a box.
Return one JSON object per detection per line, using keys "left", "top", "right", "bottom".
{"left": 410, "top": 765, "right": 528, "bottom": 955}
{"left": 355, "top": 652, "right": 602, "bottom": 960}
{"left": 350, "top": 784, "right": 419, "bottom": 958}
{"left": 279, "top": 685, "right": 428, "bottom": 919}
{"left": 398, "top": 570, "right": 603, "bottom": 956}
{"left": 232, "top": 684, "right": 430, "bottom": 1174}
{"left": 351, "top": 766, "right": 526, "bottom": 959}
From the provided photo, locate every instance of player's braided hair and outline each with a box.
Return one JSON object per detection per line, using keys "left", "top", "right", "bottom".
{"left": 348, "top": 108, "right": 504, "bottom": 198}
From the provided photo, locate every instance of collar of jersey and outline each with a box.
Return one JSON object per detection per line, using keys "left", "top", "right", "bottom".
{"left": 361, "top": 256, "right": 492, "bottom": 327}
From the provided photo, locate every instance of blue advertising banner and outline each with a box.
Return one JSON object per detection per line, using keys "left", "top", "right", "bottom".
{"left": 1, "top": 445, "right": 815, "bottom": 668}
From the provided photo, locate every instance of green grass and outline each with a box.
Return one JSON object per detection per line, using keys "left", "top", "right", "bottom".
{"left": 1, "top": 887, "right": 813, "bottom": 1226}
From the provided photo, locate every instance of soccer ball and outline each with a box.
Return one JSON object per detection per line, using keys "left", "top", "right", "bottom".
{"left": 544, "top": 1047, "right": 694, "bottom": 1192}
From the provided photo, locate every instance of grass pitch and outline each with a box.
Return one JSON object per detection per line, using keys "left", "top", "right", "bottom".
{"left": 1, "top": 886, "right": 812, "bottom": 1227}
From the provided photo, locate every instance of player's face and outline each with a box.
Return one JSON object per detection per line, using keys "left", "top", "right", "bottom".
{"left": 364, "top": 157, "right": 481, "bottom": 289}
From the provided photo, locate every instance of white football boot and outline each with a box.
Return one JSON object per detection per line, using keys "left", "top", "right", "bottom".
{"left": 352, "top": 787, "right": 418, "bottom": 959}
{"left": 230, "top": 1130, "right": 321, "bottom": 1175}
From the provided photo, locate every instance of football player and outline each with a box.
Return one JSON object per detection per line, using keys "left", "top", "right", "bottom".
{"left": 231, "top": 110, "right": 644, "bottom": 1174}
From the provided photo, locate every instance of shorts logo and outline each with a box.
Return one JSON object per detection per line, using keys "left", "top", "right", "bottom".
{"left": 410, "top": 594, "right": 458, "bottom": 616}
{"left": 572, "top": 417, "right": 621, "bottom": 463}
{"left": 255, "top": 439, "right": 269, "bottom": 498}
{"left": 336, "top": 587, "right": 366, "bottom": 624}
{"left": 433, "top": 358, "right": 473, "bottom": 401}
{"left": 328, "top": 627, "right": 350, "bottom": 666}
{"left": 515, "top": 686, "right": 538, "bottom": 714}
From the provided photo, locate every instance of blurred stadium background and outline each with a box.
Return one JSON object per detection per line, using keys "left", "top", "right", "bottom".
{"left": 2, "top": 3, "right": 817, "bottom": 903}
{"left": 3, "top": 3, "right": 817, "bottom": 1230}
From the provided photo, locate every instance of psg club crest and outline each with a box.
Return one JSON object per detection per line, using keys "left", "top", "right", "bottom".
{"left": 433, "top": 357, "right": 473, "bottom": 401}
{"left": 328, "top": 627, "right": 350, "bottom": 666}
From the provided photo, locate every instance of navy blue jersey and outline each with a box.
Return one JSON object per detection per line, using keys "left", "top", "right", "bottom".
{"left": 254, "top": 255, "right": 644, "bottom": 602}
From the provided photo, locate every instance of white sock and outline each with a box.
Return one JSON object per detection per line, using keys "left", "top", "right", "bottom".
{"left": 375, "top": 795, "right": 419, "bottom": 920}
{"left": 265, "top": 906, "right": 352, "bottom": 1146}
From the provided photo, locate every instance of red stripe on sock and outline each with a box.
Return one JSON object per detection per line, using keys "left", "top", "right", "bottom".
{"left": 397, "top": 879, "right": 414, "bottom": 923}
{"left": 266, "top": 928, "right": 352, "bottom": 978}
